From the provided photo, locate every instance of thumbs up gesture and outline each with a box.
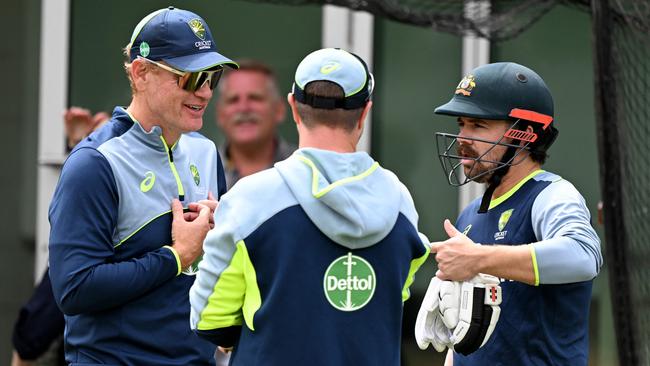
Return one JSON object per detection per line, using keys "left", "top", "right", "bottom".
{"left": 430, "top": 219, "right": 483, "bottom": 281}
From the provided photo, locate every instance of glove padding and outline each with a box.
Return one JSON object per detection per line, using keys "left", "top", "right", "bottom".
{"left": 439, "top": 273, "right": 502, "bottom": 355}
{"left": 415, "top": 274, "right": 502, "bottom": 355}
{"left": 414, "top": 277, "right": 452, "bottom": 352}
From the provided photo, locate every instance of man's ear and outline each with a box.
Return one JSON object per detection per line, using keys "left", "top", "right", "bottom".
{"left": 357, "top": 101, "right": 373, "bottom": 131}
{"left": 287, "top": 93, "right": 302, "bottom": 127}
{"left": 130, "top": 59, "right": 151, "bottom": 92}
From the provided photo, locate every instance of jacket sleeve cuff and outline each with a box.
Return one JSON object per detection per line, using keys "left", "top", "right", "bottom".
{"left": 529, "top": 244, "right": 540, "bottom": 286}
{"left": 195, "top": 326, "right": 242, "bottom": 347}
{"left": 163, "top": 246, "right": 182, "bottom": 276}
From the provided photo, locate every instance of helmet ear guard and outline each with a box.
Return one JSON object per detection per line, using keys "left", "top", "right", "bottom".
{"left": 505, "top": 108, "right": 559, "bottom": 155}
{"left": 504, "top": 129, "right": 538, "bottom": 143}
{"left": 506, "top": 108, "right": 552, "bottom": 143}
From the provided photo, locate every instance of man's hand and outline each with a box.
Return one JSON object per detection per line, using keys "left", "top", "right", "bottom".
{"left": 184, "top": 192, "right": 218, "bottom": 229}
{"left": 431, "top": 219, "right": 484, "bottom": 281}
{"left": 171, "top": 199, "right": 211, "bottom": 269}
{"left": 64, "top": 107, "right": 109, "bottom": 149}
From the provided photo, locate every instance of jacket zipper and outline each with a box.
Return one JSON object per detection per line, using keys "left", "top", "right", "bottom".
{"left": 160, "top": 136, "right": 185, "bottom": 201}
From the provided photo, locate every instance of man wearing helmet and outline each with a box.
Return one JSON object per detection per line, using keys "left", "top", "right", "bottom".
{"left": 430, "top": 62, "right": 602, "bottom": 365}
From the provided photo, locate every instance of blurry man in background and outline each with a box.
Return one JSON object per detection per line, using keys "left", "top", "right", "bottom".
{"left": 216, "top": 60, "right": 295, "bottom": 188}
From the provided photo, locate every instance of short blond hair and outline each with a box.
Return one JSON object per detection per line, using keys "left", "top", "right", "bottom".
{"left": 123, "top": 43, "right": 158, "bottom": 95}
{"left": 123, "top": 44, "right": 136, "bottom": 95}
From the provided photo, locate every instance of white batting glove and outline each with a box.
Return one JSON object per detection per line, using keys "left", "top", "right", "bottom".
{"left": 439, "top": 273, "right": 502, "bottom": 355}
{"left": 414, "top": 277, "right": 453, "bottom": 352}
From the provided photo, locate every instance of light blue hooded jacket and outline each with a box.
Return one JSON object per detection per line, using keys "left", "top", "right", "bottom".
{"left": 190, "top": 148, "right": 430, "bottom": 365}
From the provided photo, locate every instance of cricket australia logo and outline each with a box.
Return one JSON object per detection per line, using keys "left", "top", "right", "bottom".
{"left": 190, "top": 164, "right": 200, "bottom": 186}
{"left": 189, "top": 19, "right": 212, "bottom": 50}
{"left": 323, "top": 252, "right": 376, "bottom": 312}
{"left": 494, "top": 209, "right": 514, "bottom": 241}
{"left": 188, "top": 19, "right": 206, "bottom": 40}
{"left": 455, "top": 74, "right": 476, "bottom": 96}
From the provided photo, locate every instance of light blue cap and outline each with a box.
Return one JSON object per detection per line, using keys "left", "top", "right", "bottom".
{"left": 293, "top": 48, "right": 373, "bottom": 110}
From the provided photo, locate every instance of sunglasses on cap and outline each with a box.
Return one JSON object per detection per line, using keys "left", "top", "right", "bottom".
{"left": 137, "top": 56, "right": 224, "bottom": 92}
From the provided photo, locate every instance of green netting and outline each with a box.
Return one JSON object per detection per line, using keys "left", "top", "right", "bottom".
{"left": 593, "top": 1, "right": 650, "bottom": 364}
{"left": 240, "top": 0, "right": 590, "bottom": 40}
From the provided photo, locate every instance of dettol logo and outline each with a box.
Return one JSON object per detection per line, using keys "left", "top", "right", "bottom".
{"left": 323, "top": 252, "right": 376, "bottom": 311}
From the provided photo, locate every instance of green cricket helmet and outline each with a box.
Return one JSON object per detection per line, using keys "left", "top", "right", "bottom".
{"left": 434, "top": 62, "right": 559, "bottom": 212}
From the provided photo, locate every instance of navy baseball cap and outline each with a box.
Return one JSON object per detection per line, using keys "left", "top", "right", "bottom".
{"left": 128, "top": 7, "right": 237, "bottom": 72}
{"left": 292, "top": 48, "right": 374, "bottom": 110}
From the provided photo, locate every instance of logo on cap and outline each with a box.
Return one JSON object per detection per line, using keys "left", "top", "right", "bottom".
{"left": 323, "top": 252, "right": 376, "bottom": 312}
{"left": 320, "top": 62, "right": 341, "bottom": 75}
{"left": 139, "top": 42, "right": 150, "bottom": 57}
{"left": 188, "top": 19, "right": 206, "bottom": 40}
{"left": 455, "top": 74, "right": 476, "bottom": 96}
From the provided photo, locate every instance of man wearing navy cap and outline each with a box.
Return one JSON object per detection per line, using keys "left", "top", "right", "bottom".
{"left": 428, "top": 62, "right": 602, "bottom": 365}
{"left": 48, "top": 7, "right": 237, "bottom": 365}
{"left": 189, "top": 48, "right": 430, "bottom": 365}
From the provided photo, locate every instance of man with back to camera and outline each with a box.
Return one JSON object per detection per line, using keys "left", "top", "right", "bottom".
{"left": 47, "top": 7, "right": 237, "bottom": 365}
{"left": 214, "top": 59, "right": 296, "bottom": 366}
{"left": 216, "top": 59, "right": 296, "bottom": 189}
{"left": 429, "top": 62, "right": 602, "bottom": 365}
{"left": 188, "top": 48, "right": 431, "bottom": 365}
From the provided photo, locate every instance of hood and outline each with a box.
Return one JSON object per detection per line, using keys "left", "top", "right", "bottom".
{"left": 275, "top": 148, "right": 402, "bottom": 249}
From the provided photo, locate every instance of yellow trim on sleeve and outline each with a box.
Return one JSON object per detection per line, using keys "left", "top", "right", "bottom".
{"left": 198, "top": 240, "right": 261, "bottom": 331}
{"left": 489, "top": 169, "right": 545, "bottom": 210}
{"left": 402, "top": 240, "right": 431, "bottom": 302}
{"left": 529, "top": 244, "right": 540, "bottom": 286}
{"left": 163, "top": 245, "right": 182, "bottom": 276}
{"left": 296, "top": 155, "right": 380, "bottom": 199}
